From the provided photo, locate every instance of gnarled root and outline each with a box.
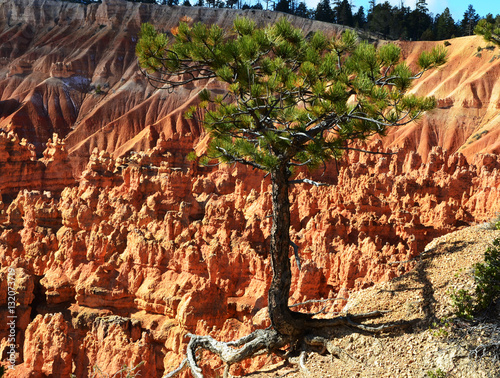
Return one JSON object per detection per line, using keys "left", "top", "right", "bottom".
{"left": 164, "top": 328, "right": 291, "bottom": 378}
{"left": 164, "top": 311, "right": 405, "bottom": 377}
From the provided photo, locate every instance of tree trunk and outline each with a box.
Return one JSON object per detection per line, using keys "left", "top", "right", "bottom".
{"left": 268, "top": 163, "right": 308, "bottom": 337}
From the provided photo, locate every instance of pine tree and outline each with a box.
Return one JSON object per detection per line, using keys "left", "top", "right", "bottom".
{"left": 295, "top": 1, "right": 312, "bottom": 19}
{"left": 275, "top": 0, "right": 291, "bottom": 13}
{"left": 461, "top": 4, "right": 480, "bottom": 36}
{"left": 225, "top": 0, "right": 238, "bottom": 8}
{"left": 434, "top": 8, "right": 457, "bottom": 40}
{"left": 369, "top": 0, "right": 375, "bottom": 12}
{"left": 475, "top": 15, "right": 500, "bottom": 45}
{"left": 407, "top": 0, "right": 433, "bottom": 40}
{"left": 353, "top": 5, "right": 366, "bottom": 29}
{"left": 137, "top": 16, "right": 447, "bottom": 375}
{"left": 367, "top": 1, "right": 396, "bottom": 38}
{"left": 315, "top": 0, "right": 334, "bottom": 23}
{"left": 334, "top": 0, "right": 353, "bottom": 26}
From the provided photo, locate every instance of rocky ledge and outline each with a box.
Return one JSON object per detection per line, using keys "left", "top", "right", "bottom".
{"left": 1, "top": 132, "right": 500, "bottom": 376}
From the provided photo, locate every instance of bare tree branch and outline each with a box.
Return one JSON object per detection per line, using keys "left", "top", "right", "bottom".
{"left": 290, "top": 240, "right": 301, "bottom": 271}
{"left": 289, "top": 178, "right": 330, "bottom": 187}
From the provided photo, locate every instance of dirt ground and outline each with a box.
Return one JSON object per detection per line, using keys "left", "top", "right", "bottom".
{"left": 244, "top": 224, "right": 500, "bottom": 378}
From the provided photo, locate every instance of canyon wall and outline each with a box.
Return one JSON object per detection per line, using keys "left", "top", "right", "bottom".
{"left": 387, "top": 38, "right": 500, "bottom": 161}
{"left": 1, "top": 0, "right": 500, "bottom": 376}
{"left": 0, "top": 0, "right": 346, "bottom": 176}
{"left": 1, "top": 0, "right": 500, "bottom": 177}
{"left": 2, "top": 135, "right": 500, "bottom": 376}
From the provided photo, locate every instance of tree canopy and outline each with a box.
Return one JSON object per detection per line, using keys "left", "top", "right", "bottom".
{"left": 475, "top": 15, "right": 500, "bottom": 45}
{"left": 137, "top": 17, "right": 446, "bottom": 176}
{"left": 137, "top": 16, "right": 447, "bottom": 375}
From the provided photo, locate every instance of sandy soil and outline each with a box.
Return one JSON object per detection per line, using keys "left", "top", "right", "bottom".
{"left": 242, "top": 224, "right": 500, "bottom": 378}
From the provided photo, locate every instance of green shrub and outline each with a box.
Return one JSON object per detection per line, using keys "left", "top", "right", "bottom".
{"left": 450, "top": 288, "right": 475, "bottom": 320}
{"left": 451, "top": 237, "right": 500, "bottom": 319}
{"left": 474, "top": 238, "right": 500, "bottom": 311}
{"left": 427, "top": 368, "right": 446, "bottom": 378}
{"left": 431, "top": 317, "right": 452, "bottom": 337}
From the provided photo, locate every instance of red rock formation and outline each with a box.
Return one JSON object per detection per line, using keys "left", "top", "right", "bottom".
{"left": 2, "top": 130, "right": 500, "bottom": 376}
{"left": 0, "top": 131, "right": 75, "bottom": 199}
{"left": 15, "top": 313, "right": 73, "bottom": 378}
{"left": 1, "top": 0, "right": 499, "bottom": 175}
{"left": 73, "top": 315, "right": 155, "bottom": 378}
{"left": 0, "top": 0, "right": 347, "bottom": 177}
{"left": 3, "top": 0, "right": 500, "bottom": 376}
{"left": 385, "top": 37, "right": 500, "bottom": 161}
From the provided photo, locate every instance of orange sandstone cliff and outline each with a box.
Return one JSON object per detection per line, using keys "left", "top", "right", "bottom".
{"left": 1, "top": 0, "right": 500, "bottom": 377}
{"left": 2, "top": 135, "right": 500, "bottom": 376}
{"left": 1, "top": 0, "right": 499, "bottom": 176}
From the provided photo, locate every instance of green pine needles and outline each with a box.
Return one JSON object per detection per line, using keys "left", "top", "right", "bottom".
{"left": 137, "top": 17, "right": 449, "bottom": 374}
{"left": 475, "top": 238, "right": 500, "bottom": 311}
{"left": 475, "top": 17, "right": 500, "bottom": 46}
{"left": 451, "top": 237, "right": 500, "bottom": 319}
{"left": 137, "top": 17, "right": 446, "bottom": 173}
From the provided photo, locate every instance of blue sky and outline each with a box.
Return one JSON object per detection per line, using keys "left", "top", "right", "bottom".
{"left": 303, "top": 1, "right": 500, "bottom": 21}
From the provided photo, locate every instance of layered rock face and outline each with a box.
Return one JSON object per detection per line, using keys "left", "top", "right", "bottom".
{"left": 386, "top": 38, "right": 500, "bottom": 161}
{"left": 1, "top": 0, "right": 500, "bottom": 177}
{"left": 0, "top": 131, "right": 75, "bottom": 201}
{"left": 2, "top": 133, "right": 500, "bottom": 376}
{"left": 0, "top": 0, "right": 346, "bottom": 176}
{"left": 2, "top": 0, "right": 500, "bottom": 376}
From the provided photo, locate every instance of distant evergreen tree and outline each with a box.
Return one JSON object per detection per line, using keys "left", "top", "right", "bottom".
{"left": 483, "top": 13, "right": 500, "bottom": 26}
{"left": 420, "top": 28, "right": 434, "bottom": 40}
{"left": 182, "top": 0, "right": 192, "bottom": 5}
{"left": 263, "top": 0, "right": 273, "bottom": 10}
{"left": 295, "top": 1, "right": 312, "bottom": 19}
{"left": 406, "top": 0, "right": 432, "bottom": 40}
{"left": 461, "top": 5, "right": 481, "bottom": 36}
{"left": 416, "top": 0, "right": 427, "bottom": 13}
{"left": 367, "top": 1, "right": 395, "bottom": 38}
{"left": 225, "top": 0, "right": 238, "bottom": 8}
{"left": 333, "top": 0, "right": 353, "bottom": 26}
{"left": 353, "top": 6, "right": 366, "bottom": 29}
{"left": 392, "top": 5, "right": 410, "bottom": 40}
{"left": 434, "top": 8, "right": 457, "bottom": 40}
{"left": 275, "top": 0, "right": 291, "bottom": 13}
{"left": 315, "top": 0, "right": 334, "bottom": 23}
{"left": 367, "top": 1, "right": 413, "bottom": 40}
{"left": 368, "top": 0, "right": 375, "bottom": 12}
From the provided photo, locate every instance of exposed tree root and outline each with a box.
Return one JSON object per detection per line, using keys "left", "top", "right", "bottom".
{"left": 298, "top": 351, "right": 310, "bottom": 375}
{"left": 164, "top": 328, "right": 291, "bottom": 378}
{"left": 164, "top": 311, "right": 406, "bottom": 378}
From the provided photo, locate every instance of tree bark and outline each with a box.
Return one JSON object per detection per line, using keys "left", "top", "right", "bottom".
{"left": 268, "top": 162, "right": 308, "bottom": 337}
